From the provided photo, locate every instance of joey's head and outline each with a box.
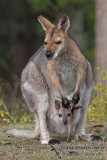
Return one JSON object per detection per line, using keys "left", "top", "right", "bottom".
{"left": 55, "top": 100, "right": 72, "bottom": 125}
{"left": 38, "top": 15, "right": 70, "bottom": 60}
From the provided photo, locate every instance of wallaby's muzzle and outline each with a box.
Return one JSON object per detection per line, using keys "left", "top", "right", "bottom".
{"left": 63, "top": 119, "right": 68, "bottom": 125}
{"left": 45, "top": 51, "right": 53, "bottom": 60}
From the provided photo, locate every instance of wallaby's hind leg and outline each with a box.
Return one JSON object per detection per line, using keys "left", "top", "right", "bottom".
{"left": 5, "top": 62, "right": 50, "bottom": 144}
{"left": 74, "top": 87, "right": 102, "bottom": 141}
{"left": 21, "top": 63, "right": 51, "bottom": 144}
{"left": 74, "top": 87, "right": 93, "bottom": 141}
{"left": 35, "top": 93, "right": 50, "bottom": 144}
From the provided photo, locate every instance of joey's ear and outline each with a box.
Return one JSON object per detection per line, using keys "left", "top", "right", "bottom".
{"left": 73, "top": 106, "right": 83, "bottom": 110}
{"left": 69, "top": 100, "right": 74, "bottom": 109}
{"left": 38, "top": 15, "right": 55, "bottom": 32}
{"left": 55, "top": 100, "right": 61, "bottom": 110}
{"left": 57, "top": 15, "right": 70, "bottom": 32}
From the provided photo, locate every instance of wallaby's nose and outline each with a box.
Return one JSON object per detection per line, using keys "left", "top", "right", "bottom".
{"left": 45, "top": 51, "right": 53, "bottom": 60}
{"left": 63, "top": 119, "right": 67, "bottom": 125}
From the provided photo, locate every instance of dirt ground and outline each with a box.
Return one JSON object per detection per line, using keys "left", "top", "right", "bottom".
{"left": 0, "top": 123, "right": 107, "bottom": 160}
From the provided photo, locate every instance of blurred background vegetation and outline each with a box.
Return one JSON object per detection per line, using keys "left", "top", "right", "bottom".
{"left": 0, "top": 0, "right": 107, "bottom": 123}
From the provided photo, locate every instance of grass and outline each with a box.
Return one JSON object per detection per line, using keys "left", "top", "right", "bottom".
{"left": 0, "top": 123, "right": 107, "bottom": 160}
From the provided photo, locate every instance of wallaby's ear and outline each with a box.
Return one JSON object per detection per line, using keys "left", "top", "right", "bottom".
{"left": 55, "top": 100, "right": 61, "bottom": 110}
{"left": 57, "top": 15, "right": 70, "bottom": 32}
{"left": 38, "top": 15, "right": 55, "bottom": 32}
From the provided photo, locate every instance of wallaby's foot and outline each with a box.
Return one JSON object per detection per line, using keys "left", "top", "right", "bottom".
{"left": 62, "top": 97, "right": 70, "bottom": 109}
{"left": 41, "top": 139, "right": 50, "bottom": 144}
{"left": 41, "top": 138, "right": 60, "bottom": 145}
{"left": 72, "top": 94, "right": 80, "bottom": 105}
{"left": 90, "top": 134, "right": 103, "bottom": 141}
{"left": 74, "top": 133, "right": 102, "bottom": 141}
{"left": 48, "top": 139, "right": 61, "bottom": 145}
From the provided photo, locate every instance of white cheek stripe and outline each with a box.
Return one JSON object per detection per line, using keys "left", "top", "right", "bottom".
{"left": 53, "top": 44, "right": 63, "bottom": 58}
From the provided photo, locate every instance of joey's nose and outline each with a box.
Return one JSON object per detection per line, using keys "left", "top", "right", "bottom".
{"left": 63, "top": 119, "right": 67, "bottom": 125}
{"left": 45, "top": 51, "right": 53, "bottom": 60}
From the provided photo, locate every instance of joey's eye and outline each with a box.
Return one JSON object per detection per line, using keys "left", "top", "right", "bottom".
{"left": 55, "top": 41, "right": 61, "bottom": 45}
{"left": 44, "top": 42, "right": 47, "bottom": 45}
{"left": 59, "top": 114, "right": 62, "bottom": 117}
{"left": 67, "top": 113, "right": 71, "bottom": 117}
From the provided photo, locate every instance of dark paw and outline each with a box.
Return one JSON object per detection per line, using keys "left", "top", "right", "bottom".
{"left": 62, "top": 97, "right": 70, "bottom": 109}
{"left": 91, "top": 134, "right": 103, "bottom": 141}
{"left": 48, "top": 139, "right": 61, "bottom": 145}
{"left": 72, "top": 94, "right": 80, "bottom": 105}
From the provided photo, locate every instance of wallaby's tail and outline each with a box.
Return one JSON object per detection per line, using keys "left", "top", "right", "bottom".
{"left": 4, "top": 129, "right": 40, "bottom": 138}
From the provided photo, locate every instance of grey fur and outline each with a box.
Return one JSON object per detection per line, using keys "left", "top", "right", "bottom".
{"left": 5, "top": 14, "right": 95, "bottom": 143}
{"left": 5, "top": 43, "right": 94, "bottom": 144}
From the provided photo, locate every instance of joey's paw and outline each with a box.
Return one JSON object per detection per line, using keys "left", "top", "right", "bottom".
{"left": 72, "top": 94, "right": 80, "bottom": 105}
{"left": 62, "top": 97, "right": 70, "bottom": 109}
{"left": 91, "top": 134, "right": 103, "bottom": 141}
{"left": 48, "top": 139, "right": 61, "bottom": 145}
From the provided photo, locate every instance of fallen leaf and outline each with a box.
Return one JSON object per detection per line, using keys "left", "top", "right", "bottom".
{"left": 91, "top": 125, "right": 104, "bottom": 128}
{"left": 79, "top": 136, "right": 86, "bottom": 141}
{"left": 69, "top": 151, "right": 78, "bottom": 155}
{"left": 4, "top": 142, "right": 12, "bottom": 145}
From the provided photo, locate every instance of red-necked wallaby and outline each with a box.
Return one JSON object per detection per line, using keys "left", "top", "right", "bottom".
{"left": 6, "top": 15, "right": 101, "bottom": 144}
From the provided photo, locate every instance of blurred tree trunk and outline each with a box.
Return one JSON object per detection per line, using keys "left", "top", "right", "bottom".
{"left": 70, "top": 9, "right": 84, "bottom": 48}
{"left": 11, "top": 0, "right": 30, "bottom": 76}
{"left": 95, "top": 0, "right": 107, "bottom": 85}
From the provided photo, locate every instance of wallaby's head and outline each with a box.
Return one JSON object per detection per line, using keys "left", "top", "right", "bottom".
{"left": 38, "top": 15, "right": 70, "bottom": 60}
{"left": 55, "top": 100, "right": 73, "bottom": 125}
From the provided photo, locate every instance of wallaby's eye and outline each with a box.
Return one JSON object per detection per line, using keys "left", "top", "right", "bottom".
{"left": 59, "top": 114, "right": 62, "bottom": 117}
{"left": 67, "top": 113, "right": 71, "bottom": 117}
{"left": 55, "top": 41, "right": 61, "bottom": 45}
{"left": 44, "top": 42, "right": 47, "bottom": 45}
